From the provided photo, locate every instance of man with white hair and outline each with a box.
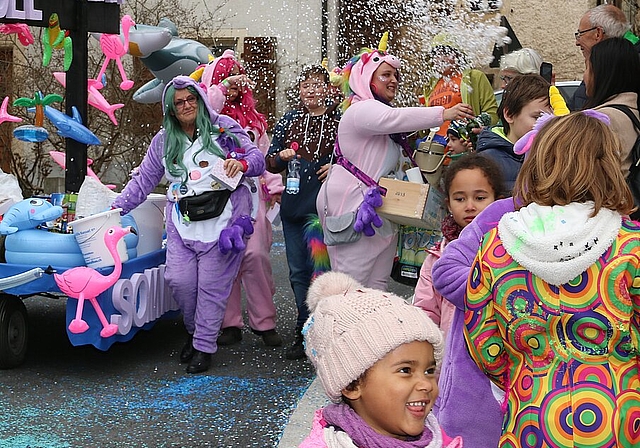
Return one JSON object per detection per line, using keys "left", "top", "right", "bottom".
{"left": 498, "top": 48, "right": 543, "bottom": 88}
{"left": 570, "top": 4, "right": 637, "bottom": 110}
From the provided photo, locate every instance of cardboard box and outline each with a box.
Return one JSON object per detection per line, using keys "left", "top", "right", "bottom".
{"left": 377, "top": 177, "right": 446, "bottom": 230}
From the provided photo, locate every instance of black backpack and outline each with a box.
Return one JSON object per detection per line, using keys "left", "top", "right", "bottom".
{"left": 607, "top": 104, "right": 640, "bottom": 220}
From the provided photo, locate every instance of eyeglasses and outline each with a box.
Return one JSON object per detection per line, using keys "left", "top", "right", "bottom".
{"left": 499, "top": 74, "right": 515, "bottom": 85}
{"left": 174, "top": 96, "right": 197, "bottom": 110}
{"left": 574, "top": 26, "right": 598, "bottom": 39}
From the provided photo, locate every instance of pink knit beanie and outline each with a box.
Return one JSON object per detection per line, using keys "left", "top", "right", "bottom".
{"left": 303, "top": 271, "right": 444, "bottom": 402}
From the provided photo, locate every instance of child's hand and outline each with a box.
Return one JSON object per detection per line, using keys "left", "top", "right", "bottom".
{"left": 223, "top": 158, "right": 244, "bottom": 177}
{"left": 223, "top": 74, "right": 256, "bottom": 92}
{"left": 316, "top": 163, "right": 331, "bottom": 182}
{"left": 279, "top": 149, "right": 297, "bottom": 162}
{"left": 268, "top": 193, "right": 282, "bottom": 208}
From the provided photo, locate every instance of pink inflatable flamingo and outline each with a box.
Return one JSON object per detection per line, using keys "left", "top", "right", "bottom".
{"left": 54, "top": 226, "right": 136, "bottom": 338}
{"left": 96, "top": 15, "right": 136, "bottom": 90}
{"left": 0, "top": 23, "right": 35, "bottom": 46}
{"left": 0, "top": 96, "right": 22, "bottom": 125}
{"left": 49, "top": 150, "right": 116, "bottom": 190}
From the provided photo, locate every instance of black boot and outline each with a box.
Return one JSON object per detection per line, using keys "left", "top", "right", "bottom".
{"left": 252, "top": 328, "right": 283, "bottom": 347}
{"left": 186, "top": 349, "right": 212, "bottom": 374}
{"left": 180, "top": 334, "right": 195, "bottom": 363}
{"left": 285, "top": 328, "right": 305, "bottom": 360}
{"left": 217, "top": 327, "right": 243, "bottom": 346}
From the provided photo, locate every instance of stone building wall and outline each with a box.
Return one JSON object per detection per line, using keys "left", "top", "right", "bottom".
{"left": 502, "top": 0, "right": 590, "bottom": 82}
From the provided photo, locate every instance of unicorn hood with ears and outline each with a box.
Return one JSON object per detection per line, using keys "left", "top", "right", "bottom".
{"left": 333, "top": 32, "right": 401, "bottom": 111}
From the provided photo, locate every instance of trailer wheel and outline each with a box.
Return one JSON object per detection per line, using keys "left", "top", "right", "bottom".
{"left": 0, "top": 295, "right": 28, "bottom": 369}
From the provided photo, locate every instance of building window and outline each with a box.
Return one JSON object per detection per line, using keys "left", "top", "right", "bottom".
{"left": 203, "top": 37, "right": 238, "bottom": 57}
{"left": 469, "top": 0, "right": 501, "bottom": 12}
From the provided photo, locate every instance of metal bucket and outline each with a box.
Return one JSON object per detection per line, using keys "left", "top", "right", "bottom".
{"left": 414, "top": 131, "right": 447, "bottom": 187}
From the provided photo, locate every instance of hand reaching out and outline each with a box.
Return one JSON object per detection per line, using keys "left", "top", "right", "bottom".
{"left": 443, "top": 103, "right": 474, "bottom": 122}
{"left": 225, "top": 74, "right": 256, "bottom": 91}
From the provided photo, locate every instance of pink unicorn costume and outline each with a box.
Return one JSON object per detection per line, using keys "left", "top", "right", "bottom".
{"left": 202, "top": 51, "right": 284, "bottom": 334}
{"left": 112, "top": 76, "right": 264, "bottom": 355}
{"left": 317, "top": 49, "right": 447, "bottom": 289}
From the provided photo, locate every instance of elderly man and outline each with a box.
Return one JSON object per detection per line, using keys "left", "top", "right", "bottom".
{"left": 570, "top": 4, "right": 636, "bottom": 110}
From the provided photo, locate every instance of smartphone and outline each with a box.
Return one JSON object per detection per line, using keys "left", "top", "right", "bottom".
{"left": 540, "top": 62, "right": 553, "bottom": 84}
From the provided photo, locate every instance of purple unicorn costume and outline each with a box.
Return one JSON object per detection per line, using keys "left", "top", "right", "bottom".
{"left": 113, "top": 76, "right": 264, "bottom": 355}
{"left": 431, "top": 197, "right": 514, "bottom": 446}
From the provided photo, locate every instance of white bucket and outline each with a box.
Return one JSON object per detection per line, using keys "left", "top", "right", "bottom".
{"left": 71, "top": 208, "right": 128, "bottom": 268}
{"left": 127, "top": 194, "right": 166, "bottom": 256}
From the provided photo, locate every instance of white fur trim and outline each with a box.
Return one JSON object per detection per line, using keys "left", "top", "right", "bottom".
{"left": 498, "top": 202, "right": 621, "bottom": 285}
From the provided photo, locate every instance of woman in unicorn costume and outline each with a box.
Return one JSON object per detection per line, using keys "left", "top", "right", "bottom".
{"left": 200, "top": 50, "right": 284, "bottom": 347}
{"left": 112, "top": 75, "right": 264, "bottom": 374}
{"left": 318, "top": 35, "right": 473, "bottom": 289}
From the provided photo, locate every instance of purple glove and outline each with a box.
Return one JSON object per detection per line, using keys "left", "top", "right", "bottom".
{"left": 354, "top": 187, "right": 383, "bottom": 237}
{"left": 218, "top": 216, "right": 254, "bottom": 254}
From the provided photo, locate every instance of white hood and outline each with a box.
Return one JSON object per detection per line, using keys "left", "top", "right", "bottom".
{"left": 498, "top": 202, "right": 621, "bottom": 286}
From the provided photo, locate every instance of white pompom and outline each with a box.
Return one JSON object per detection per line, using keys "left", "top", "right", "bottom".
{"left": 306, "top": 272, "right": 362, "bottom": 312}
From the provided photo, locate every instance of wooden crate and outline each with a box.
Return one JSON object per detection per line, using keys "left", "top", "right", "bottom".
{"left": 377, "top": 178, "right": 446, "bottom": 230}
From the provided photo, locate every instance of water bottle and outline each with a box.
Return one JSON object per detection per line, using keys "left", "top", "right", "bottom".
{"left": 286, "top": 158, "right": 301, "bottom": 194}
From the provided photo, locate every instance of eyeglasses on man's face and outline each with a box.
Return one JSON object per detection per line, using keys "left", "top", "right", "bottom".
{"left": 500, "top": 74, "right": 515, "bottom": 85}
{"left": 174, "top": 96, "right": 198, "bottom": 110}
{"left": 574, "top": 26, "right": 598, "bottom": 39}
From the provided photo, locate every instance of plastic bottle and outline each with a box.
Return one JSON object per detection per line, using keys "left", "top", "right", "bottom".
{"left": 286, "top": 142, "right": 300, "bottom": 194}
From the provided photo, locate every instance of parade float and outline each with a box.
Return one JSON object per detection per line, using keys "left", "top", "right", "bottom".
{"left": 0, "top": 0, "right": 208, "bottom": 368}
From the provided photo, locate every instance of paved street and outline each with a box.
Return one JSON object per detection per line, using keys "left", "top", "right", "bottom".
{"left": 0, "top": 229, "right": 412, "bottom": 447}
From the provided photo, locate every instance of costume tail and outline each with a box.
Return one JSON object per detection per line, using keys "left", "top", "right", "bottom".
{"left": 303, "top": 215, "right": 331, "bottom": 279}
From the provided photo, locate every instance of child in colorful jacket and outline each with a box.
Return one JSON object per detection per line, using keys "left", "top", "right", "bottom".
{"left": 465, "top": 111, "right": 640, "bottom": 447}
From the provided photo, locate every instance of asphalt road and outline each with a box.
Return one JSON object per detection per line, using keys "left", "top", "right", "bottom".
{"left": 0, "top": 228, "right": 413, "bottom": 448}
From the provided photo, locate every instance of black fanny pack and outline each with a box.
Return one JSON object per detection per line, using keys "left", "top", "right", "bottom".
{"left": 178, "top": 190, "right": 232, "bottom": 222}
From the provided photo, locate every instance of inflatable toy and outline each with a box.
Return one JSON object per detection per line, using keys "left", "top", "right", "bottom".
{"left": 0, "top": 96, "right": 22, "bottom": 125}
{"left": 0, "top": 198, "right": 63, "bottom": 235}
{"left": 42, "top": 104, "right": 101, "bottom": 145}
{"left": 95, "top": 15, "right": 136, "bottom": 91}
{"left": 12, "top": 125, "right": 47, "bottom": 143}
{"left": 5, "top": 229, "right": 86, "bottom": 267}
{"left": 132, "top": 18, "right": 213, "bottom": 103}
{"left": 4, "top": 216, "right": 138, "bottom": 267}
{"left": 0, "top": 23, "right": 34, "bottom": 46}
{"left": 121, "top": 213, "right": 139, "bottom": 260}
{"left": 54, "top": 225, "right": 136, "bottom": 337}
{"left": 49, "top": 151, "right": 116, "bottom": 190}
{"left": 42, "top": 13, "right": 72, "bottom": 71}
{"left": 53, "top": 72, "right": 124, "bottom": 126}
{"left": 12, "top": 91, "right": 63, "bottom": 142}
{"left": 126, "top": 23, "right": 172, "bottom": 58}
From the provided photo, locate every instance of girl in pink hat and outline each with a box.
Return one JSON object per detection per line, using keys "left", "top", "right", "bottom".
{"left": 201, "top": 50, "right": 284, "bottom": 347}
{"left": 317, "top": 38, "right": 473, "bottom": 289}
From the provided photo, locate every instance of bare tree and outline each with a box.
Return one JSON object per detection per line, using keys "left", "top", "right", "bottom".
{"left": 0, "top": 0, "right": 229, "bottom": 195}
